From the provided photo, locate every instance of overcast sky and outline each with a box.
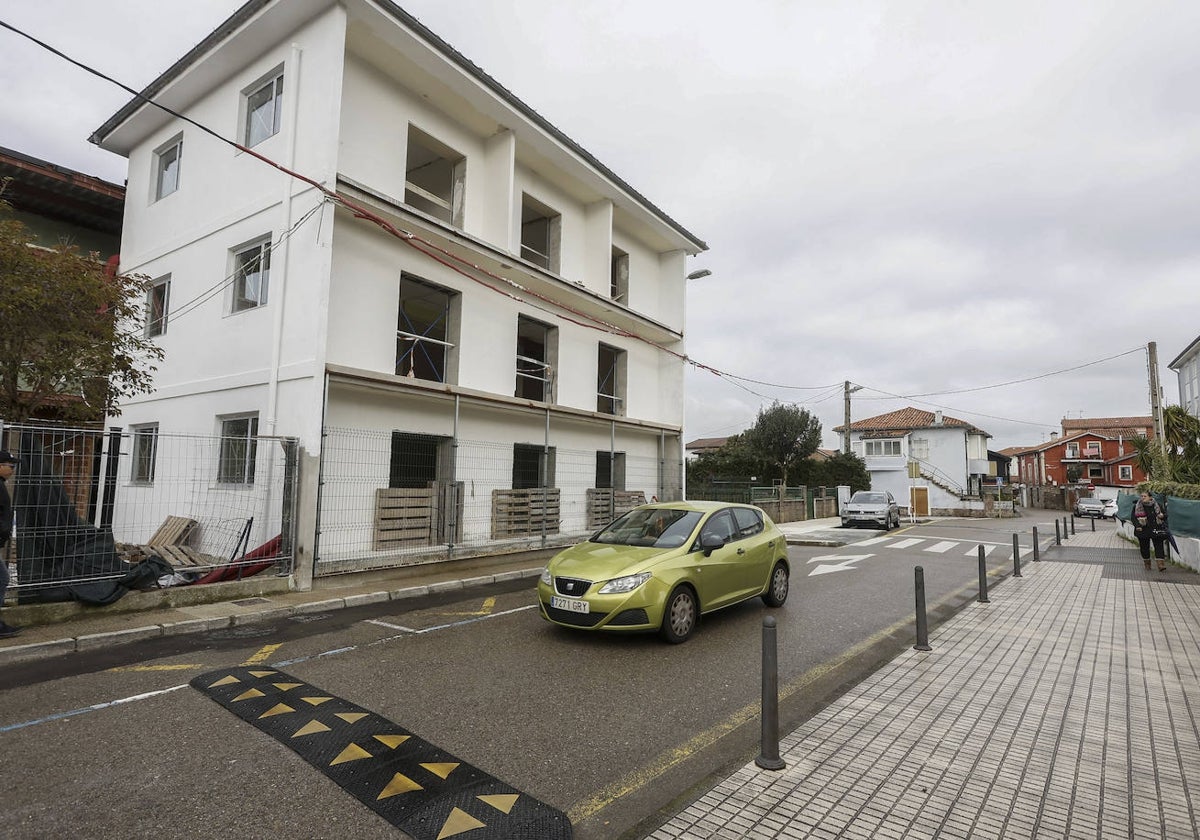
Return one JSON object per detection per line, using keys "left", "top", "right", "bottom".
{"left": 2, "top": 1, "right": 1196, "bottom": 450}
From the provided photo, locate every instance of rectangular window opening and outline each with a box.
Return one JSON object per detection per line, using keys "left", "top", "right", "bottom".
{"left": 146, "top": 276, "right": 170, "bottom": 337}
{"left": 404, "top": 126, "right": 465, "bottom": 227}
{"left": 218, "top": 415, "right": 259, "bottom": 484}
{"left": 515, "top": 316, "right": 555, "bottom": 402}
{"left": 154, "top": 136, "right": 182, "bottom": 200}
{"left": 865, "top": 440, "right": 902, "bottom": 457}
{"left": 232, "top": 239, "right": 271, "bottom": 312}
{"left": 388, "top": 432, "right": 446, "bottom": 489}
{"left": 513, "top": 443, "right": 555, "bottom": 490}
{"left": 245, "top": 72, "right": 284, "bottom": 147}
{"left": 595, "top": 451, "right": 626, "bottom": 490}
{"left": 610, "top": 246, "right": 629, "bottom": 303}
{"left": 131, "top": 424, "right": 158, "bottom": 484}
{"left": 520, "top": 194, "right": 560, "bottom": 272}
{"left": 1119, "top": 465, "right": 1133, "bottom": 481}
{"left": 397, "top": 275, "right": 456, "bottom": 383}
{"left": 597, "top": 343, "right": 626, "bottom": 415}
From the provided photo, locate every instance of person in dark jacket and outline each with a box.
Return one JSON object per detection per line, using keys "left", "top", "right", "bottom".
{"left": 0, "top": 449, "right": 20, "bottom": 637}
{"left": 1131, "top": 490, "right": 1168, "bottom": 572}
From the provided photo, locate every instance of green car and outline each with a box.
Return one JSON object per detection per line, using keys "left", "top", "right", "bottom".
{"left": 537, "top": 501, "right": 790, "bottom": 643}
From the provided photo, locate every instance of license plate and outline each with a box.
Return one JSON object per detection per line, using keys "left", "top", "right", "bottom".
{"left": 551, "top": 596, "right": 590, "bottom": 614}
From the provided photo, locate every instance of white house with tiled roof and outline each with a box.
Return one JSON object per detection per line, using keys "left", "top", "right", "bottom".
{"left": 834, "top": 407, "right": 991, "bottom": 516}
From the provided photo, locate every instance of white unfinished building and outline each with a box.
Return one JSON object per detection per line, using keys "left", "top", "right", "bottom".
{"left": 91, "top": 0, "right": 706, "bottom": 583}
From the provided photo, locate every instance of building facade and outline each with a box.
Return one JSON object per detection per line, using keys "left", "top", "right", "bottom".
{"left": 1170, "top": 336, "right": 1200, "bottom": 419}
{"left": 90, "top": 0, "right": 705, "bottom": 582}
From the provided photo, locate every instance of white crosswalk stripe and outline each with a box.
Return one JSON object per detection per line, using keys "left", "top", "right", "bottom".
{"left": 966, "top": 544, "right": 998, "bottom": 556}
{"left": 887, "top": 538, "right": 923, "bottom": 549}
{"left": 852, "top": 537, "right": 892, "bottom": 546}
{"left": 925, "top": 541, "right": 957, "bottom": 553}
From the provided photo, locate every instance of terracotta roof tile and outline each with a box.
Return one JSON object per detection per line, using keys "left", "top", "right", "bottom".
{"left": 834, "top": 407, "right": 989, "bottom": 437}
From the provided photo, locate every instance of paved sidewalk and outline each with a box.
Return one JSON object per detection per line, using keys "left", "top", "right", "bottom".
{"left": 644, "top": 522, "right": 1200, "bottom": 839}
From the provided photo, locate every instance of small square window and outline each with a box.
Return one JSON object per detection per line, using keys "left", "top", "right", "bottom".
{"left": 1119, "top": 465, "right": 1133, "bottom": 481}
{"left": 146, "top": 276, "right": 170, "bottom": 337}
{"left": 404, "top": 126, "right": 465, "bottom": 228}
{"left": 513, "top": 443, "right": 554, "bottom": 489}
{"left": 218, "top": 415, "right": 258, "bottom": 484}
{"left": 154, "top": 137, "right": 182, "bottom": 200}
{"left": 244, "top": 73, "right": 284, "bottom": 147}
{"left": 232, "top": 239, "right": 271, "bottom": 312}
{"left": 131, "top": 424, "right": 158, "bottom": 484}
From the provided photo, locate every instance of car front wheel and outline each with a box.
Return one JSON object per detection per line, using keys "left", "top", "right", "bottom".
{"left": 660, "top": 586, "right": 698, "bottom": 644}
{"left": 762, "top": 561, "right": 789, "bottom": 607}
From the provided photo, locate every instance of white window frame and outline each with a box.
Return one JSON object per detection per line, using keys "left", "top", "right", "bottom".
{"left": 231, "top": 238, "right": 271, "bottom": 313}
{"left": 146, "top": 275, "right": 170, "bottom": 337}
{"left": 865, "top": 440, "right": 902, "bottom": 457}
{"left": 909, "top": 437, "right": 930, "bottom": 461}
{"left": 243, "top": 70, "right": 284, "bottom": 148}
{"left": 1066, "top": 443, "right": 1080, "bottom": 458}
{"left": 153, "top": 135, "right": 183, "bottom": 201}
{"left": 131, "top": 424, "right": 159, "bottom": 485}
{"left": 218, "top": 414, "right": 259, "bottom": 485}
{"left": 1119, "top": 465, "right": 1133, "bottom": 481}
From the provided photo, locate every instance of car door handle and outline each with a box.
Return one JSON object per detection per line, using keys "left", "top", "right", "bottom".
{"left": 737, "top": 547, "right": 746, "bottom": 555}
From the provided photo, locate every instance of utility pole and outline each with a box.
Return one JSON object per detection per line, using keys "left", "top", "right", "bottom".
{"left": 843, "top": 381, "right": 862, "bottom": 453}
{"left": 1148, "top": 342, "right": 1166, "bottom": 455}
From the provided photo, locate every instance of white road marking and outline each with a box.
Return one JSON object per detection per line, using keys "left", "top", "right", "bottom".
{"left": 806, "top": 553, "right": 875, "bottom": 565}
{"left": 925, "top": 541, "right": 957, "bottom": 553}
{"left": 966, "top": 544, "right": 998, "bottom": 556}
{"left": 852, "top": 537, "right": 892, "bottom": 546}
{"left": 887, "top": 538, "right": 923, "bottom": 549}
{"left": 364, "top": 619, "right": 416, "bottom": 632}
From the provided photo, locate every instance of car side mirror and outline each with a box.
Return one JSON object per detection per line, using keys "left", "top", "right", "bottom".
{"left": 699, "top": 532, "right": 726, "bottom": 556}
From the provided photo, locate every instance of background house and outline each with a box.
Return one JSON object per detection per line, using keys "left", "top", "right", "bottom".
{"left": 89, "top": 0, "right": 705, "bottom": 585}
{"left": 835, "top": 407, "right": 991, "bottom": 516}
{"left": 1170, "top": 336, "right": 1200, "bottom": 419}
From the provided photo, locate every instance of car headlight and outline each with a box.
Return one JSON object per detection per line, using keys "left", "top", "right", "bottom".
{"left": 598, "top": 572, "right": 652, "bottom": 594}
{"left": 540, "top": 567, "right": 553, "bottom": 586}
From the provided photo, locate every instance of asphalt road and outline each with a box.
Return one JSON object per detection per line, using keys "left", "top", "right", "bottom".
{"left": 0, "top": 516, "right": 1047, "bottom": 839}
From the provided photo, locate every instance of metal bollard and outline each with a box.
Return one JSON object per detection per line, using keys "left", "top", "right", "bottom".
{"left": 1069, "top": 516, "right": 1075, "bottom": 536}
{"left": 1090, "top": 516, "right": 1095, "bottom": 532}
{"left": 1054, "top": 519, "right": 1061, "bottom": 545}
{"left": 1033, "top": 526, "right": 1040, "bottom": 562}
{"left": 755, "top": 616, "right": 786, "bottom": 770}
{"left": 977, "top": 545, "right": 990, "bottom": 603}
{"left": 1013, "top": 533, "right": 1022, "bottom": 577}
{"left": 914, "top": 566, "right": 932, "bottom": 651}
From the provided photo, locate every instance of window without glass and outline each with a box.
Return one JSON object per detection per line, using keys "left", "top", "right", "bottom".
{"left": 232, "top": 239, "right": 271, "bottom": 312}
{"left": 597, "top": 343, "right": 626, "bottom": 415}
{"left": 404, "top": 126, "right": 465, "bottom": 227}
{"left": 218, "top": 415, "right": 258, "bottom": 484}
{"left": 146, "top": 276, "right": 170, "bottom": 337}
{"left": 520, "top": 194, "right": 560, "bottom": 272}
{"left": 131, "top": 424, "right": 158, "bottom": 484}
{"left": 595, "top": 451, "right": 625, "bottom": 490}
{"left": 515, "top": 316, "right": 556, "bottom": 402}
{"left": 389, "top": 432, "right": 444, "bottom": 489}
{"left": 154, "top": 136, "right": 182, "bottom": 200}
{"left": 397, "top": 275, "right": 456, "bottom": 383}
{"left": 244, "top": 72, "right": 284, "bottom": 147}
{"left": 513, "top": 443, "right": 555, "bottom": 489}
{"left": 610, "top": 246, "right": 629, "bottom": 303}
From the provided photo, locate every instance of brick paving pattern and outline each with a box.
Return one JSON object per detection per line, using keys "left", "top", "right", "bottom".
{"left": 647, "top": 526, "right": 1200, "bottom": 839}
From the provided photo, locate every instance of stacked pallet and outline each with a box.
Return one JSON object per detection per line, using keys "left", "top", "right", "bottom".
{"left": 491, "top": 488, "right": 561, "bottom": 540}
{"left": 585, "top": 489, "right": 647, "bottom": 530}
{"left": 373, "top": 487, "right": 436, "bottom": 551}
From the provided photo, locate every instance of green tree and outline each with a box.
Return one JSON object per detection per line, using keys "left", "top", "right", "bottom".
{"left": 743, "top": 402, "right": 822, "bottom": 486}
{"left": 799, "top": 450, "right": 871, "bottom": 493}
{"left": 1162, "top": 405, "right": 1200, "bottom": 484}
{"left": 0, "top": 205, "right": 162, "bottom": 422}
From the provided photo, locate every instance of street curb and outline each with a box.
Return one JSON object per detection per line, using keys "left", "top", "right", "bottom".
{"left": 786, "top": 538, "right": 847, "bottom": 547}
{"left": 76, "top": 626, "right": 163, "bottom": 650}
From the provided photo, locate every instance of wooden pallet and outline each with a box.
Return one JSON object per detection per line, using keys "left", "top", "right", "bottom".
{"left": 374, "top": 487, "right": 436, "bottom": 551}
{"left": 586, "top": 489, "right": 647, "bottom": 530}
{"left": 147, "top": 515, "right": 198, "bottom": 547}
{"left": 491, "top": 488, "right": 561, "bottom": 539}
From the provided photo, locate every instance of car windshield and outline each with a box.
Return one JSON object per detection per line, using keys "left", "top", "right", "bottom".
{"left": 851, "top": 492, "right": 887, "bottom": 504}
{"left": 592, "top": 508, "right": 703, "bottom": 548}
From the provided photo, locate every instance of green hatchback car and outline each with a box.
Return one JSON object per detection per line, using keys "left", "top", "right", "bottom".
{"left": 537, "top": 501, "right": 790, "bottom": 643}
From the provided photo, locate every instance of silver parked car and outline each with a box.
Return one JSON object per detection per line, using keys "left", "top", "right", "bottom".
{"left": 1073, "top": 497, "right": 1106, "bottom": 518}
{"left": 841, "top": 490, "right": 900, "bottom": 530}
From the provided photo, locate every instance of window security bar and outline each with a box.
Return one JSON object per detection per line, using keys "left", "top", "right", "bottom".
{"left": 404, "top": 180, "right": 452, "bottom": 213}
{"left": 396, "top": 330, "right": 454, "bottom": 348}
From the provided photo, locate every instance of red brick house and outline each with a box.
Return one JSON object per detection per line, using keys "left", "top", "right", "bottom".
{"left": 1013, "top": 416, "right": 1153, "bottom": 489}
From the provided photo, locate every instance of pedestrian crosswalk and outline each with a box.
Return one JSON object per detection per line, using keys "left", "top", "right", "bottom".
{"left": 848, "top": 535, "right": 1024, "bottom": 556}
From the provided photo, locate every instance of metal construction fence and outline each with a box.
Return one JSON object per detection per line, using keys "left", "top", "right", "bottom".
{"left": 315, "top": 425, "right": 680, "bottom": 574}
{"left": 1, "top": 422, "right": 297, "bottom": 604}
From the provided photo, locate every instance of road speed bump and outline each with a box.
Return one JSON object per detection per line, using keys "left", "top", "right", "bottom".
{"left": 192, "top": 667, "right": 571, "bottom": 839}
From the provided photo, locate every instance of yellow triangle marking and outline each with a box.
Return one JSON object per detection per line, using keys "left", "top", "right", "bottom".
{"left": 209, "top": 675, "right": 241, "bottom": 687}
{"left": 272, "top": 682, "right": 303, "bottom": 691}
{"left": 335, "top": 712, "right": 368, "bottom": 724}
{"left": 232, "top": 688, "right": 265, "bottom": 702}
{"left": 478, "top": 793, "right": 519, "bottom": 814}
{"left": 330, "top": 743, "right": 373, "bottom": 766}
{"left": 259, "top": 703, "right": 295, "bottom": 719}
{"left": 301, "top": 697, "right": 333, "bottom": 706}
{"left": 421, "top": 762, "right": 460, "bottom": 780}
{"left": 292, "top": 720, "right": 332, "bottom": 738}
{"left": 437, "top": 807, "right": 486, "bottom": 839}
{"left": 374, "top": 734, "right": 410, "bottom": 749}
{"left": 377, "top": 772, "right": 423, "bottom": 800}
{"left": 247, "top": 670, "right": 277, "bottom": 678}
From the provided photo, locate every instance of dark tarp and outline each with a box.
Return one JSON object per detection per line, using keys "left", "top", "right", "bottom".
{"left": 13, "top": 450, "right": 170, "bottom": 605}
